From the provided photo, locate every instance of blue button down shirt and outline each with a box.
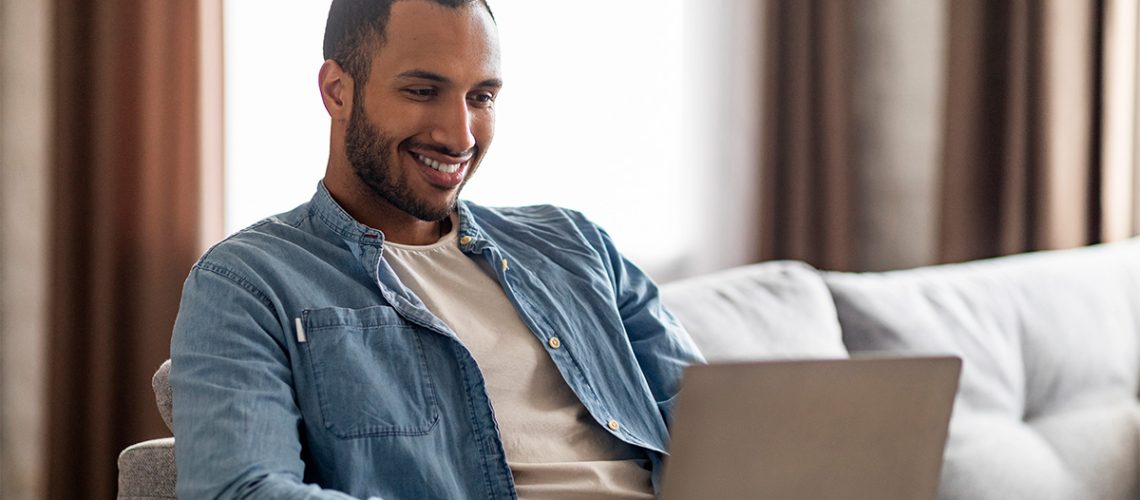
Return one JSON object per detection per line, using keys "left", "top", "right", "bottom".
{"left": 170, "top": 183, "right": 704, "bottom": 499}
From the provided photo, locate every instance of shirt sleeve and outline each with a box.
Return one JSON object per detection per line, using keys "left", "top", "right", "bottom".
{"left": 170, "top": 263, "right": 365, "bottom": 500}
{"left": 592, "top": 225, "right": 707, "bottom": 428}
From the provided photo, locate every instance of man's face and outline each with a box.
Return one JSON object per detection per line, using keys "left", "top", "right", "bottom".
{"left": 344, "top": 0, "right": 501, "bottom": 222}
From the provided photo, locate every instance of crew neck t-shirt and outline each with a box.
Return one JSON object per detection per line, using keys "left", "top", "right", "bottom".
{"left": 382, "top": 215, "right": 653, "bottom": 499}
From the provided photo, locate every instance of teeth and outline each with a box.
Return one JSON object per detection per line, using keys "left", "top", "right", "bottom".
{"left": 416, "top": 154, "right": 461, "bottom": 174}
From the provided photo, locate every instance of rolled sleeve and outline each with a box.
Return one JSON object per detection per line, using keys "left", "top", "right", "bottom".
{"left": 594, "top": 226, "right": 706, "bottom": 428}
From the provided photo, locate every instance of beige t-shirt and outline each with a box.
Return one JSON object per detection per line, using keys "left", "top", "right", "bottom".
{"left": 383, "top": 215, "right": 653, "bottom": 499}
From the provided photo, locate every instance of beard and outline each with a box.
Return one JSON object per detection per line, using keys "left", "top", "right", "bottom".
{"left": 343, "top": 102, "right": 465, "bottom": 222}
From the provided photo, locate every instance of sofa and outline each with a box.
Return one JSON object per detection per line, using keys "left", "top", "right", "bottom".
{"left": 119, "top": 237, "right": 1140, "bottom": 499}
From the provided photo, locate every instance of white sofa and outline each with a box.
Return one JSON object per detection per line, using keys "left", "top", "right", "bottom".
{"left": 119, "top": 238, "right": 1140, "bottom": 499}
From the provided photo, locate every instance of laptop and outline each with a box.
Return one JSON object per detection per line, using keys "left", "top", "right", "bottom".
{"left": 660, "top": 356, "right": 961, "bottom": 500}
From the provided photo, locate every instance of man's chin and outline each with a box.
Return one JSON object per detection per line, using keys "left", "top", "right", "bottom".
{"left": 425, "top": 201, "right": 458, "bottom": 223}
{"left": 411, "top": 195, "right": 458, "bottom": 223}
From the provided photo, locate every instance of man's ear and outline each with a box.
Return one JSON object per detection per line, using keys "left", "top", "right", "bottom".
{"left": 319, "top": 59, "right": 353, "bottom": 122}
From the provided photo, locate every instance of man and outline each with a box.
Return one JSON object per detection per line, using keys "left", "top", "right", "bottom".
{"left": 170, "top": 0, "right": 703, "bottom": 498}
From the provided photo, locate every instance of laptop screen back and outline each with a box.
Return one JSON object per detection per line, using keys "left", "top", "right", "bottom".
{"left": 661, "top": 356, "right": 961, "bottom": 500}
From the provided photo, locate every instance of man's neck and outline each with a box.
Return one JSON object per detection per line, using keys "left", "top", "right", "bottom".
{"left": 323, "top": 176, "right": 450, "bottom": 246}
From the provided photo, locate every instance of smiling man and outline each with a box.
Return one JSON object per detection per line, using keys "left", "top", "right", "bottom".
{"left": 170, "top": 1, "right": 703, "bottom": 498}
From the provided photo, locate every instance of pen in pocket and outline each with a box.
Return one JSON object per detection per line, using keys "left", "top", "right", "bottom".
{"left": 295, "top": 317, "right": 307, "bottom": 343}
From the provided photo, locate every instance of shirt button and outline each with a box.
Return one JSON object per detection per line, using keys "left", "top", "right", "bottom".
{"left": 501, "top": 258, "right": 509, "bottom": 271}
{"left": 459, "top": 235, "right": 473, "bottom": 245}
{"left": 607, "top": 419, "right": 621, "bottom": 431}
{"left": 548, "top": 337, "right": 561, "bottom": 349}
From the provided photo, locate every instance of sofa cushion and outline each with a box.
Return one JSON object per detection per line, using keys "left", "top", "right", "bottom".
{"left": 825, "top": 238, "right": 1140, "bottom": 500}
{"left": 661, "top": 261, "right": 847, "bottom": 361}
{"left": 117, "top": 437, "right": 176, "bottom": 499}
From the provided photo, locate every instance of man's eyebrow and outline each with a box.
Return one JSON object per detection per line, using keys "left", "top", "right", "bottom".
{"left": 395, "top": 70, "right": 503, "bottom": 89}
{"left": 477, "top": 78, "right": 504, "bottom": 89}
{"left": 396, "top": 69, "right": 449, "bottom": 83}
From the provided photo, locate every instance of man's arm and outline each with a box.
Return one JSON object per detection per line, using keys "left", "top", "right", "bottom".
{"left": 171, "top": 263, "right": 362, "bottom": 499}
{"left": 593, "top": 226, "right": 706, "bottom": 427}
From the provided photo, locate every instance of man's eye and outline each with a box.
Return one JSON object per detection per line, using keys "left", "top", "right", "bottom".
{"left": 469, "top": 93, "right": 496, "bottom": 106}
{"left": 403, "top": 88, "right": 437, "bottom": 99}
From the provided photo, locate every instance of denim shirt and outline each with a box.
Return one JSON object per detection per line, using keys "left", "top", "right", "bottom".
{"left": 170, "top": 183, "right": 705, "bottom": 499}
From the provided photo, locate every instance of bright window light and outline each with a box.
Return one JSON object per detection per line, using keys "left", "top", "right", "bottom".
{"left": 224, "top": 0, "right": 694, "bottom": 276}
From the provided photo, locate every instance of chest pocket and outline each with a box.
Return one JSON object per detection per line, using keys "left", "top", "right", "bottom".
{"left": 301, "top": 305, "right": 440, "bottom": 439}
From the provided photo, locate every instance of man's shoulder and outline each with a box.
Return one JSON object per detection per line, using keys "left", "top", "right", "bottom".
{"left": 462, "top": 201, "right": 615, "bottom": 267}
{"left": 463, "top": 201, "right": 600, "bottom": 236}
{"left": 193, "top": 202, "right": 321, "bottom": 276}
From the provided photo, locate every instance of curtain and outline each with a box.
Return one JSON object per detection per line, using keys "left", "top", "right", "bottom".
{"left": 762, "top": 0, "right": 1140, "bottom": 270}
{"left": 1098, "top": 0, "right": 1140, "bottom": 241}
{"left": 940, "top": 0, "right": 1116, "bottom": 262}
{"left": 759, "top": 0, "right": 857, "bottom": 271}
{"left": 48, "top": 1, "right": 200, "bottom": 498}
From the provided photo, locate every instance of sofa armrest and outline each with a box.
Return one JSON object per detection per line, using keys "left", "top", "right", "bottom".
{"left": 153, "top": 360, "right": 172, "bottom": 432}
{"left": 117, "top": 437, "right": 176, "bottom": 499}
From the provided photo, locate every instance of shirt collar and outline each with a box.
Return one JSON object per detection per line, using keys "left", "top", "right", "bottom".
{"left": 309, "top": 180, "right": 490, "bottom": 252}
{"left": 454, "top": 201, "right": 489, "bottom": 252}
{"left": 308, "top": 181, "right": 386, "bottom": 247}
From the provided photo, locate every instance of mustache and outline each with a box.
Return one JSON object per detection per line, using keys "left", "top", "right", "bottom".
{"left": 403, "top": 140, "right": 477, "bottom": 160}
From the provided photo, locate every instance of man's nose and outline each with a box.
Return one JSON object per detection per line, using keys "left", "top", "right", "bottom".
{"left": 430, "top": 100, "right": 476, "bottom": 154}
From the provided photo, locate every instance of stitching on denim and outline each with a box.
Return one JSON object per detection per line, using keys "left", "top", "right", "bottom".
{"left": 306, "top": 323, "right": 404, "bottom": 331}
{"left": 306, "top": 315, "right": 406, "bottom": 330}
{"left": 196, "top": 219, "right": 273, "bottom": 262}
{"left": 194, "top": 262, "right": 274, "bottom": 310}
{"left": 313, "top": 206, "right": 355, "bottom": 241}
{"left": 412, "top": 329, "right": 441, "bottom": 427}
{"left": 310, "top": 194, "right": 379, "bottom": 246}
{"left": 288, "top": 211, "right": 310, "bottom": 229}
{"left": 452, "top": 340, "right": 499, "bottom": 496}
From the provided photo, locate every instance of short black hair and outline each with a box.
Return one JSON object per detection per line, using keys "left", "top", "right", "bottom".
{"left": 323, "top": 0, "right": 495, "bottom": 90}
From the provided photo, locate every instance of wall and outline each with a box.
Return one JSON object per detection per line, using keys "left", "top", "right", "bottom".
{"left": 0, "top": 0, "right": 50, "bottom": 497}
{"left": 684, "top": 0, "right": 766, "bottom": 276}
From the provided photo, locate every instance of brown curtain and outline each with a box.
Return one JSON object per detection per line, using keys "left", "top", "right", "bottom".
{"left": 48, "top": 1, "right": 201, "bottom": 499}
{"left": 940, "top": 0, "right": 1136, "bottom": 262}
{"left": 759, "top": 0, "right": 858, "bottom": 271}
{"left": 763, "top": 0, "right": 1138, "bottom": 269}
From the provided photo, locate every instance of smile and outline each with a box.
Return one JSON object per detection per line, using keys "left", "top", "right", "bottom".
{"left": 416, "top": 153, "right": 462, "bottom": 174}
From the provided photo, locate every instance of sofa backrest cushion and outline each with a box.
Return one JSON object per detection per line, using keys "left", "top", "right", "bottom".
{"left": 824, "top": 238, "right": 1140, "bottom": 500}
{"left": 661, "top": 261, "right": 847, "bottom": 362}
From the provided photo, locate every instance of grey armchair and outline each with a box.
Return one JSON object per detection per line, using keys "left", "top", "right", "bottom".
{"left": 117, "top": 360, "right": 176, "bottom": 499}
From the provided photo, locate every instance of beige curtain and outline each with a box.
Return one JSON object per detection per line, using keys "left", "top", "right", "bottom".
{"left": 1099, "top": 0, "right": 1140, "bottom": 241}
{"left": 48, "top": 1, "right": 201, "bottom": 498}
{"left": 1, "top": 0, "right": 51, "bottom": 499}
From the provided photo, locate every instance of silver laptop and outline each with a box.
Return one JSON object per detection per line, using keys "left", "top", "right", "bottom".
{"left": 661, "top": 356, "right": 961, "bottom": 500}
